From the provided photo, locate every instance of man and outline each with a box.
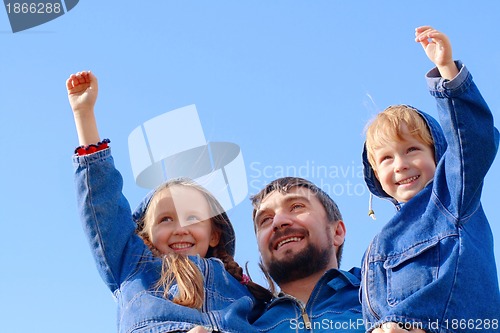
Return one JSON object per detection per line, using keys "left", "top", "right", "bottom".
{"left": 191, "top": 177, "right": 424, "bottom": 332}
{"left": 249, "top": 177, "right": 363, "bottom": 332}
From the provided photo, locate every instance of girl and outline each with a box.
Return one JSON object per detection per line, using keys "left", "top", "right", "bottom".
{"left": 68, "top": 71, "right": 270, "bottom": 333}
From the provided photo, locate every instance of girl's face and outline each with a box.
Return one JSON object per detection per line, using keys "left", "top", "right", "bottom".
{"left": 148, "top": 185, "right": 220, "bottom": 257}
{"left": 372, "top": 125, "right": 436, "bottom": 203}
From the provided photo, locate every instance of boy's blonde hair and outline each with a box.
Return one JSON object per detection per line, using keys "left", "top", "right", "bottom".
{"left": 365, "top": 105, "right": 435, "bottom": 169}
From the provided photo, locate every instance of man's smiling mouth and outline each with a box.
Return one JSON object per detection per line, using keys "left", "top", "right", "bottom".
{"left": 275, "top": 237, "right": 303, "bottom": 250}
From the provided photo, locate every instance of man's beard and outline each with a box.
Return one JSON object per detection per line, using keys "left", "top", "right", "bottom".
{"left": 266, "top": 230, "right": 333, "bottom": 285}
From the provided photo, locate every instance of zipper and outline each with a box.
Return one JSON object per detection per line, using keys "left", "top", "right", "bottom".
{"left": 301, "top": 306, "right": 312, "bottom": 330}
{"left": 276, "top": 294, "right": 313, "bottom": 331}
{"left": 362, "top": 241, "right": 380, "bottom": 321}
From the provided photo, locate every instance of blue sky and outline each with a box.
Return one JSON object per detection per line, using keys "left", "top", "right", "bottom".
{"left": 2, "top": 1, "right": 499, "bottom": 332}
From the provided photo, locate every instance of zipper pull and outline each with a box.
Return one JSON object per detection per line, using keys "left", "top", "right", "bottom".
{"left": 301, "top": 308, "right": 312, "bottom": 330}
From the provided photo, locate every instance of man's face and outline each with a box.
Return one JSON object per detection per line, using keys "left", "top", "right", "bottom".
{"left": 254, "top": 187, "right": 344, "bottom": 284}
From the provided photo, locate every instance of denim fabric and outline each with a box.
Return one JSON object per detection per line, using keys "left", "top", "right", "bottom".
{"left": 251, "top": 268, "right": 364, "bottom": 332}
{"left": 73, "top": 149, "right": 258, "bottom": 333}
{"left": 361, "top": 62, "right": 500, "bottom": 333}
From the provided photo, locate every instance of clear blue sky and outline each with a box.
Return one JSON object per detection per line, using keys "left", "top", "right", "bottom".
{"left": 2, "top": 1, "right": 499, "bottom": 332}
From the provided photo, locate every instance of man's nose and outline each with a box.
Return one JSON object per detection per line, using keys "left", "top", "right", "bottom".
{"left": 272, "top": 211, "right": 292, "bottom": 231}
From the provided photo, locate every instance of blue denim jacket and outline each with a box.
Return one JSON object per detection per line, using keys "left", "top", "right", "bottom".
{"left": 73, "top": 149, "right": 259, "bottom": 333}
{"left": 361, "top": 62, "right": 500, "bottom": 332}
{"left": 251, "top": 268, "right": 364, "bottom": 332}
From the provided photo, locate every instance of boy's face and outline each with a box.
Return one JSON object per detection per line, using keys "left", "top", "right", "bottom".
{"left": 372, "top": 125, "right": 436, "bottom": 203}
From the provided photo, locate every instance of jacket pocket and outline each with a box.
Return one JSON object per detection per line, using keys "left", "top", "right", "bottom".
{"left": 383, "top": 238, "right": 439, "bottom": 306}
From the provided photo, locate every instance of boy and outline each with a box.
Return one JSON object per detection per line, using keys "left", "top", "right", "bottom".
{"left": 361, "top": 26, "right": 500, "bottom": 333}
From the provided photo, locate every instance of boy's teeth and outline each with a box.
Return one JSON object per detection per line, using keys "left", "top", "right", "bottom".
{"left": 398, "top": 175, "right": 419, "bottom": 185}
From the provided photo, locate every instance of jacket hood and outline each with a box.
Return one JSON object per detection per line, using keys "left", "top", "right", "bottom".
{"left": 362, "top": 106, "right": 447, "bottom": 204}
{"left": 132, "top": 185, "right": 236, "bottom": 257}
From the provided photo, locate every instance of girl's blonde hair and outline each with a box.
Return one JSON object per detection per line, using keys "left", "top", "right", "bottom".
{"left": 365, "top": 105, "right": 435, "bottom": 169}
{"left": 138, "top": 178, "right": 272, "bottom": 308}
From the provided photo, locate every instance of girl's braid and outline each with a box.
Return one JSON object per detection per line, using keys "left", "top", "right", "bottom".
{"left": 212, "top": 246, "right": 273, "bottom": 303}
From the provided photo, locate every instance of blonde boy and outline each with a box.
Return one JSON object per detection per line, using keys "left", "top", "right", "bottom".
{"left": 361, "top": 26, "right": 500, "bottom": 333}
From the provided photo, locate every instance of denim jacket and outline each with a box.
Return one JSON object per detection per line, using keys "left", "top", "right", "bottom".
{"left": 361, "top": 62, "right": 500, "bottom": 332}
{"left": 73, "top": 149, "right": 259, "bottom": 333}
{"left": 251, "top": 268, "right": 364, "bottom": 332}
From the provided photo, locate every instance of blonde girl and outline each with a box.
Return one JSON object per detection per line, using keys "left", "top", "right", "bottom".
{"left": 68, "top": 71, "right": 270, "bottom": 333}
